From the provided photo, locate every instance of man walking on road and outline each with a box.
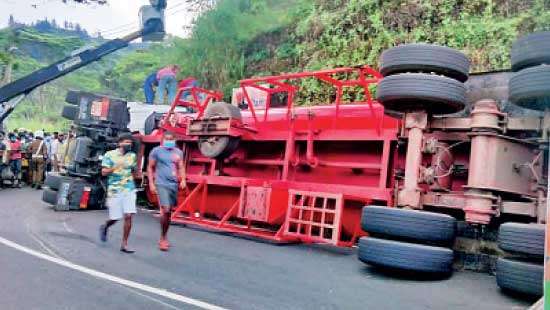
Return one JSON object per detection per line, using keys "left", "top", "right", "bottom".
{"left": 99, "top": 134, "right": 138, "bottom": 253}
{"left": 147, "top": 131, "right": 186, "bottom": 251}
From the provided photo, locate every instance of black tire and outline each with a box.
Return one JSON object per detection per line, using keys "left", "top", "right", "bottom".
{"left": 45, "top": 174, "right": 73, "bottom": 191}
{"left": 144, "top": 112, "right": 163, "bottom": 135}
{"left": 65, "top": 90, "right": 81, "bottom": 105}
{"left": 358, "top": 237, "right": 454, "bottom": 274}
{"left": 496, "top": 258, "right": 543, "bottom": 296}
{"left": 509, "top": 65, "right": 550, "bottom": 111}
{"left": 376, "top": 73, "right": 466, "bottom": 115}
{"left": 362, "top": 206, "right": 456, "bottom": 244}
{"left": 62, "top": 105, "right": 79, "bottom": 120}
{"left": 42, "top": 189, "right": 58, "bottom": 205}
{"left": 205, "top": 101, "right": 242, "bottom": 119}
{"left": 198, "top": 102, "right": 242, "bottom": 159}
{"left": 499, "top": 223, "right": 544, "bottom": 257}
{"left": 511, "top": 31, "right": 550, "bottom": 72}
{"left": 380, "top": 43, "right": 470, "bottom": 82}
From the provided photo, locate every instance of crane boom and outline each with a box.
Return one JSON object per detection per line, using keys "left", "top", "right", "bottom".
{"left": 0, "top": 1, "right": 167, "bottom": 123}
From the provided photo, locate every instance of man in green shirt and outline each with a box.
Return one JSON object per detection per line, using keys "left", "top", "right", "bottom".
{"left": 99, "top": 134, "right": 137, "bottom": 253}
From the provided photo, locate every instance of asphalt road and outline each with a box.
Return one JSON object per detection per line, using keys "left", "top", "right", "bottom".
{"left": 0, "top": 188, "right": 533, "bottom": 310}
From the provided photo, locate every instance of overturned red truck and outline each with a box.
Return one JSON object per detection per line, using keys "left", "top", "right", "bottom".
{"left": 47, "top": 32, "right": 549, "bottom": 297}
{"left": 139, "top": 32, "right": 549, "bottom": 296}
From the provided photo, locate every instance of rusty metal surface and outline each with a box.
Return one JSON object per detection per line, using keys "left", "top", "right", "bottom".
{"left": 467, "top": 134, "right": 540, "bottom": 196}
{"left": 238, "top": 186, "right": 271, "bottom": 221}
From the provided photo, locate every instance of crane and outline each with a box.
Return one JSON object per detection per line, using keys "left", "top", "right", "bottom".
{"left": 0, "top": 0, "right": 168, "bottom": 124}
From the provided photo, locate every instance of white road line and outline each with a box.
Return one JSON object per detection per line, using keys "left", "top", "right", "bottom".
{"left": 0, "top": 236, "right": 228, "bottom": 310}
{"left": 120, "top": 285, "right": 183, "bottom": 310}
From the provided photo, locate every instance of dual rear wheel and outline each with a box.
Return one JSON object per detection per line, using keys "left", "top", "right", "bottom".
{"left": 496, "top": 223, "right": 544, "bottom": 297}
{"left": 377, "top": 43, "right": 470, "bottom": 115}
{"left": 358, "top": 206, "right": 457, "bottom": 275}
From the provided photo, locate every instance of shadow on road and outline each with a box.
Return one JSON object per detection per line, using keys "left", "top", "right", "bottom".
{"left": 359, "top": 265, "right": 453, "bottom": 282}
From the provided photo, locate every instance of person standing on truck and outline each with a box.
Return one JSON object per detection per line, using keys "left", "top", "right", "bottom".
{"left": 143, "top": 70, "right": 159, "bottom": 104}
{"left": 29, "top": 130, "right": 47, "bottom": 189}
{"left": 99, "top": 134, "right": 137, "bottom": 253}
{"left": 147, "top": 131, "right": 186, "bottom": 251}
{"left": 156, "top": 65, "right": 180, "bottom": 105}
{"left": 8, "top": 132, "right": 22, "bottom": 187}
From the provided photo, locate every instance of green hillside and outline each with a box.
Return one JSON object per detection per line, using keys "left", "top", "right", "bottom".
{"left": 1, "top": 0, "right": 550, "bottom": 130}
{"left": 0, "top": 23, "right": 133, "bottom": 131}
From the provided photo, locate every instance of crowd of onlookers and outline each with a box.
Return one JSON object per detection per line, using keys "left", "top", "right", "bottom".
{"left": 0, "top": 128, "right": 76, "bottom": 189}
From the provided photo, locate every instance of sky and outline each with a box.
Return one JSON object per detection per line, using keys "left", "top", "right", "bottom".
{"left": 0, "top": 0, "right": 196, "bottom": 38}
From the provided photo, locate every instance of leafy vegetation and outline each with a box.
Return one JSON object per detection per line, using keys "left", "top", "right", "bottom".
{"left": 111, "top": 0, "right": 549, "bottom": 104}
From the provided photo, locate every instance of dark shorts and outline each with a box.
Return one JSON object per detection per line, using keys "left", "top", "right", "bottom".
{"left": 157, "top": 184, "right": 178, "bottom": 210}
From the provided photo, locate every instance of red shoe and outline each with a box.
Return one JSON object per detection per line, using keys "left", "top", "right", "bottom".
{"left": 159, "top": 239, "right": 170, "bottom": 251}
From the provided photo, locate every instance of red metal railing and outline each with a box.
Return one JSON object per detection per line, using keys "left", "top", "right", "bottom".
{"left": 239, "top": 65, "right": 383, "bottom": 125}
{"left": 159, "top": 86, "right": 223, "bottom": 135}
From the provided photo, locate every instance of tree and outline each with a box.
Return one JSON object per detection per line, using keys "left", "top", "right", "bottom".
{"left": 186, "top": 0, "right": 217, "bottom": 12}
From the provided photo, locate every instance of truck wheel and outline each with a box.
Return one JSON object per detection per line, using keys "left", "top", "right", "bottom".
{"left": 42, "top": 189, "right": 58, "bottom": 205}
{"left": 498, "top": 223, "right": 544, "bottom": 258}
{"left": 376, "top": 73, "right": 466, "bottom": 115}
{"left": 205, "top": 102, "right": 242, "bottom": 119}
{"left": 509, "top": 65, "right": 550, "bottom": 111}
{"left": 199, "top": 136, "right": 240, "bottom": 159}
{"left": 45, "top": 174, "right": 73, "bottom": 191}
{"left": 144, "top": 112, "right": 163, "bottom": 135}
{"left": 380, "top": 43, "right": 470, "bottom": 82}
{"left": 361, "top": 206, "right": 456, "bottom": 245}
{"left": 62, "top": 105, "right": 79, "bottom": 120}
{"left": 511, "top": 31, "right": 550, "bottom": 72}
{"left": 198, "top": 102, "right": 242, "bottom": 159}
{"left": 496, "top": 258, "right": 543, "bottom": 297}
{"left": 358, "top": 237, "right": 454, "bottom": 274}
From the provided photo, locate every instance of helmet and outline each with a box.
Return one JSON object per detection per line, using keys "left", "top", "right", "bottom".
{"left": 34, "top": 130, "right": 44, "bottom": 139}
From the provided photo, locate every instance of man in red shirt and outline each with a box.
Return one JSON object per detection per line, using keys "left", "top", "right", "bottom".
{"left": 8, "top": 132, "right": 22, "bottom": 187}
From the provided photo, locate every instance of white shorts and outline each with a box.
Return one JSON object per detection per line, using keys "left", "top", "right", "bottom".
{"left": 107, "top": 190, "right": 137, "bottom": 220}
